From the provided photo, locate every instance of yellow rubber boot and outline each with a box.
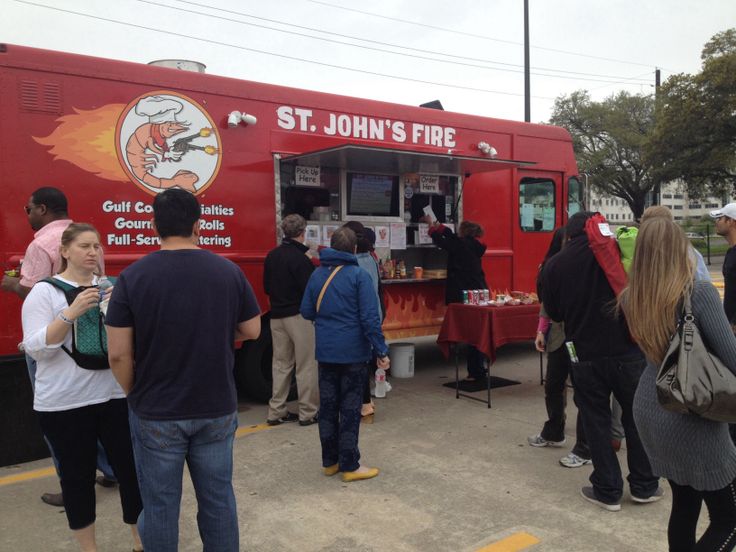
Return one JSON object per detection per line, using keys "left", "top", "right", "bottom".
{"left": 342, "top": 467, "right": 379, "bottom": 482}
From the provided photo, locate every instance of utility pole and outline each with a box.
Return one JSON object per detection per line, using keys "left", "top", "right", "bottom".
{"left": 524, "top": 0, "right": 530, "bottom": 122}
{"left": 652, "top": 67, "right": 662, "bottom": 205}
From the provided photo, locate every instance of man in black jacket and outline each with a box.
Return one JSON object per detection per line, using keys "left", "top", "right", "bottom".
{"left": 542, "top": 211, "right": 661, "bottom": 511}
{"left": 263, "top": 214, "right": 318, "bottom": 426}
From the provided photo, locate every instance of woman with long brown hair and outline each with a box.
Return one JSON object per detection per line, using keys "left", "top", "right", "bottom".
{"left": 621, "top": 217, "right": 736, "bottom": 551}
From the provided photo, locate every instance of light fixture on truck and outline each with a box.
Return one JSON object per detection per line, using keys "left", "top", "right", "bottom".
{"left": 477, "top": 141, "right": 498, "bottom": 158}
{"left": 227, "top": 111, "right": 258, "bottom": 128}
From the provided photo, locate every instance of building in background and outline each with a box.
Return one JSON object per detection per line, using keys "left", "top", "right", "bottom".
{"left": 588, "top": 181, "right": 734, "bottom": 225}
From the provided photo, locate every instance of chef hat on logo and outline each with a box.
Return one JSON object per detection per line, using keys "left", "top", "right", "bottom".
{"left": 135, "top": 96, "right": 185, "bottom": 124}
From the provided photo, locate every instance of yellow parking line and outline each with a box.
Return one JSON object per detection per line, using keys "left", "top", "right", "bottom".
{"left": 235, "top": 422, "right": 274, "bottom": 438}
{"left": 476, "top": 532, "right": 540, "bottom": 552}
{"left": 0, "top": 467, "right": 56, "bottom": 487}
{"left": 0, "top": 423, "right": 274, "bottom": 488}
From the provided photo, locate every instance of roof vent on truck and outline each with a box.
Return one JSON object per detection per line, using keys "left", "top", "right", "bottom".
{"left": 148, "top": 59, "right": 206, "bottom": 73}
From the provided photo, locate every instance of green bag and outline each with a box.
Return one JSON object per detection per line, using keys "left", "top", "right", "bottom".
{"left": 616, "top": 226, "right": 638, "bottom": 274}
{"left": 41, "top": 277, "right": 115, "bottom": 370}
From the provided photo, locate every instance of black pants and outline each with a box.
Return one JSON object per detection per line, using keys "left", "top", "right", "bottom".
{"left": 668, "top": 478, "right": 736, "bottom": 552}
{"left": 571, "top": 355, "right": 658, "bottom": 504}
{"left": 466, "top": 345, "right": 486, "bottom": 379}
{"left": 541, "top": 347, "right": 589, "bottom": 458}
{"left": 38, "top": 399, "right": 142, "bottom": 530}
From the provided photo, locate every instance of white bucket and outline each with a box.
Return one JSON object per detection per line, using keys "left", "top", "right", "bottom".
{"left": 389, "top": 343, "right": 414, "bottom": 378}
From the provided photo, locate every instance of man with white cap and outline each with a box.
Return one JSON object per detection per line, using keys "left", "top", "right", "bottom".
{"left": 711, "top": 203, "right": 736, "bottom": 328}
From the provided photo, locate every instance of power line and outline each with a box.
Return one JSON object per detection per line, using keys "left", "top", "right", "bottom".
{"left": 160, "top": 0, "right": 652, "bottom": 84}
{"left": 12, "top": 0, "right": 558, "bottom": 100}
{"left": 307, "top": 0, "right": 665, "bottom": 70}
{"left": 587, "top": 70, "right": 656, "bottom": 92}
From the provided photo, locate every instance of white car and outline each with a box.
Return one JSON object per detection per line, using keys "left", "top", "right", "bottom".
{"left": 684, "top": 232, "right": 705, "bottom": 239}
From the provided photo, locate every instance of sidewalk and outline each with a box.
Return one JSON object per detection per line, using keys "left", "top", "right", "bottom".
{"left": 0, "top": 337, "right": 682, "bottom": 551}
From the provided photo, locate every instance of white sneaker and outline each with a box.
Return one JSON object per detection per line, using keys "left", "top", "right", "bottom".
{"left": 631, "top": 487, "right": 665, "bottom": 504}
{"left": 559, "top": 452, "right": 592, "bottom": 468}
{"left": 527, "top": 434, "right": 566, "bottom": 447}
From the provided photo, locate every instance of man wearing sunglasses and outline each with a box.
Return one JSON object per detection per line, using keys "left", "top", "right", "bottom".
{"left": 2, "top": 187, "right": 72, "bottom": 299}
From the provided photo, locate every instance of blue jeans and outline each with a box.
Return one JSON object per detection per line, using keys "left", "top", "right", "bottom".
{"left": 318, "top": 362, "right": 365, "bottom": 472}
{"left": 26, "top": 353, "right": 117, "bottom": 481}
{"left": 128, "top": 410, "right": 239, "bottom": 552}
{"left": 572, "top": 355, "right": 659, "bottom": 504}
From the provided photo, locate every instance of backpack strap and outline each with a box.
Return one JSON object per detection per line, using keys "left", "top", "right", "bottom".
{"left": 39, "top": 278, "right": 80, "bottom": 360}
{"left": 316, "top": 265, "right": 344, "bottom": 313}
{"left": 40, "top": 277, "right": 82, "bottom": 305}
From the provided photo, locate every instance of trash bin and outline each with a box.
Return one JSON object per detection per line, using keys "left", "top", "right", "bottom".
{"left": 389, "top": 343, "right": 414, "bottom": 378}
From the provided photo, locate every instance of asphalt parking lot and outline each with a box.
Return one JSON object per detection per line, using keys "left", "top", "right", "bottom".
{"left": 0, "top": 335, "right": 687, "bottom": 552}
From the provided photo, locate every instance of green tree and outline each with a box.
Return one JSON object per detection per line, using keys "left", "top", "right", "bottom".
{"left": 648, "top": 28, "right": 736, "bottom": 197}
{"left": 550, "top": 90, "right": 656, "bottom": 220}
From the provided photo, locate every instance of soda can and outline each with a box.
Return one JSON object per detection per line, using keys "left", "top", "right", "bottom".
{"left": 472, "top": 290, "right": 480, "bottom": 305}
{"left": 482, "top": 289, "right": 490, "bottom": 304}
{"left": 462, "top": 290, "right": 469, "bottom": 304}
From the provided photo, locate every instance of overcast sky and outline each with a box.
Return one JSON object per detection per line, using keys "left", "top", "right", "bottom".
{"left": 3, "top": 0, "right": 734, "bottom": 122}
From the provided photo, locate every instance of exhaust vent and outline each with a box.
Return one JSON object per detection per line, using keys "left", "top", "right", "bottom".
{"left": 148, "top": 59, "right": 206, "bottom": 73}
{"left": 19, "top": 79, "right": 62, "bottom": 114}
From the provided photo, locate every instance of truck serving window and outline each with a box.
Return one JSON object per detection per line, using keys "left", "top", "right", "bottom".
{"left": 519, "top": 177, "right": 555, "bottom": 232}
{"left": 346, "top": 173, "right": 400, "bottom": 217}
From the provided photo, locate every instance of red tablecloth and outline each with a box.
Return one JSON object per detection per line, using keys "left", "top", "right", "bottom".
{"left": 437, "top": 303, "right": 540, "bottom": 362}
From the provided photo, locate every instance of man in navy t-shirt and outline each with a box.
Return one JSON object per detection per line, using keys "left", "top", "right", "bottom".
{"left": 106, "top": 189, "right": 261, "bottom": 552}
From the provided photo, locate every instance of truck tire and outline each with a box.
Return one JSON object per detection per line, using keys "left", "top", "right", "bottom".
{"left": 234, "top": 314, "right": 297, "bottom": 403}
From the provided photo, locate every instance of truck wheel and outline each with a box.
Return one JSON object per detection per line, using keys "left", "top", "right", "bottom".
{"left": 234, "top": 315, "right": 297, "bottom": 403}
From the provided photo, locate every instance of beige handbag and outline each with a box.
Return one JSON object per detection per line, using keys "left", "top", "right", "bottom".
{"left": 656, "top": 291, "right": 736, "bottom": 422}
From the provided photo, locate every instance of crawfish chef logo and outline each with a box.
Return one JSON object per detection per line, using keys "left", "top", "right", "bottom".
{"left": 34, "top": 91, "right": 221, "bottom": 196}
{"left": 116, "top": 92, "right": 221, "bottom": 195}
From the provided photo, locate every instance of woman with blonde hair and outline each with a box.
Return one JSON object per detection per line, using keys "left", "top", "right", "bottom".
{"left": 22, "top": 223, "right": 142, "bottom": 552}
{"left": 621, "top": 217, "right": 736, "bottom": 551}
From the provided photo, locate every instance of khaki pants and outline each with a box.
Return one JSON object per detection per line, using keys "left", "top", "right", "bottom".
{"left": 268, "top": 314, "right": 319, "bottom": 421}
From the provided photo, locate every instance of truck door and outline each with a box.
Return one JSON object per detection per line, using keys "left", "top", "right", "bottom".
{"left": 513, "top": 170, "right": 563, "bottom": 292}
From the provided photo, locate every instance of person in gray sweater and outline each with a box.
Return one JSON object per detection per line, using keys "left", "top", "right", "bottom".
{"left": 621, "top": 218, "right": 736, "bottom": 552}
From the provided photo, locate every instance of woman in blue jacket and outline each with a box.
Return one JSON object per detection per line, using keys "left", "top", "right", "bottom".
{"left": 301, "top": 227, "right": 390, "bottom": 482}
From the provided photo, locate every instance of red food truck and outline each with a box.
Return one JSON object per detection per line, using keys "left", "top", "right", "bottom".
{"left": 0, "top": 43, "right": 583, "bottom": 402}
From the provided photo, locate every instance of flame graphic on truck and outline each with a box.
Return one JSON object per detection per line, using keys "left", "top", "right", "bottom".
{"left": 33, "top": 104, "right": 129, "bottom": 182}
{"left": 32, "top": 91, "right": 222, "bottom": 196}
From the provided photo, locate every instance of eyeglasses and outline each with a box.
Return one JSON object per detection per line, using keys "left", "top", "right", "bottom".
{"left": 23, "top": 205, "right": 34, "bottom": 215}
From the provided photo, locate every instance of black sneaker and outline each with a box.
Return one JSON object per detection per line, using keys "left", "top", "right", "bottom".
{"left": 580, "top": 486, "right": 621, "bottom": 512}
{"left": 95, "top": 475, "right": 117, "bottom": 488}
{"left": 266, "top": 412, "right": 299, "bottom": 426}
{"left": 41, "top": 492, "right": 64, "bottom": 507}
{"left": 299, "top": 417, "right": 318, "bottom": 426}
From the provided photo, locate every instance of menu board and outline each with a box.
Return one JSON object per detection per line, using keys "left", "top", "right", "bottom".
{"left": 348, "top": 174, "right": 396, "bottom": 216}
